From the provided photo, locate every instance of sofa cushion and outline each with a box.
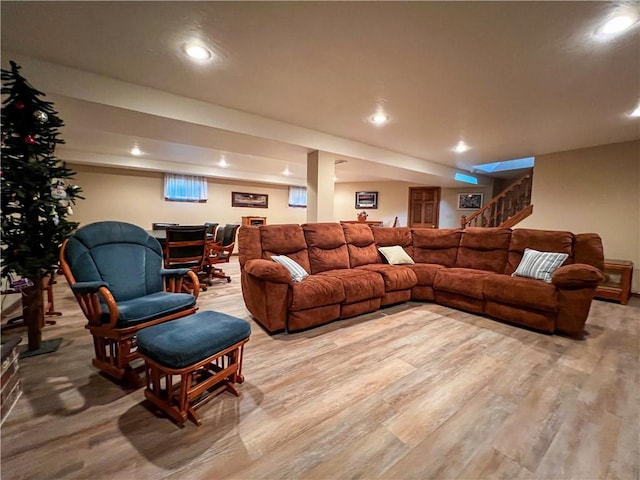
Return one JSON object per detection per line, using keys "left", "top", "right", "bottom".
{"left": 506, "top": 229, "right": 573, "bottom": 275}
{"left": 411, "top": 228, "right": 462, "bottom": 267}
{"left": 261, "top": 224, "right": 308, "bottom": 253}
{"left": 347, "top": 243, "right": 380, "bottom": 268}
{"left": 111, "top": 292, "right": 197, "bottom": 328}
{"left": 271, "top": 255, "right": 309, "bottom": 282}
{"left": 378, "top": 245, "right": 415, "bottom": 265}
{"left": 511, "top": 248, "right": 569, "bottom": 283}
{"left": 356, "top": 264, "right": 418, "bottom": 292}
{"left": 371, "top": 226, "right": 412, "bottom": 247}
{"left": 136, "top": 311, "right": 251, "bottom": 369}
{"left": 403, "top": 263, "right": 445, "bottom": 286}
{"left": 342, "top": 223, "right": 380, "bottom": 268}
{"left": 303, "top": 223, "right": 350, "bottom": 274}
{"left": 342, "top": 222, "right": 375, "bottom": 246}
{"left": 371, "top": 227, "right": 412, "bottom": 261}
{"left": 289, "top": 275, "right": 345, "bottom": 311}
{"left": 260, "top": 224, "right": 311, "bottom": 273}
{"left": 433, "top": 268, "right": 494, "bottom": 299}
{"left": 456, "top": 227, "right": 512, "bottom": 273}
{"left": 318, "top": 269, "right": 385, "bottom": 303}
{"left": 484, "top": 274, "right": 558, "bottom": 312}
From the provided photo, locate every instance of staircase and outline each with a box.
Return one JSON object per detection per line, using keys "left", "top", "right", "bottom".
{"left": 461, "top": 170, "right": 533, "bottom": 229}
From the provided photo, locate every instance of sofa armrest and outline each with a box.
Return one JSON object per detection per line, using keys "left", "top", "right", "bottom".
{"left": 552, "top": 264, "right": 604, "bottom": 289}
{"left": 243, "top": 259, "right": 291, "bottom": 284}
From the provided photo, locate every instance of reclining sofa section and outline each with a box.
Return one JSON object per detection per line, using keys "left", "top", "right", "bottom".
{"left": 238, "top": 223, "right": 604, "bottom": 338}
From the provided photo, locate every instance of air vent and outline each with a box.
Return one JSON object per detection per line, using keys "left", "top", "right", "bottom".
{"left": 335, "top": 159, "right": 348, "bottom": 165}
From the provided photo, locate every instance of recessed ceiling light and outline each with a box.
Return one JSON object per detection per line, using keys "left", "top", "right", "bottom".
{"left": 453, "top": 141, "right": 469, "bottom": 153}
{"left": 370, "top": 113, "right": 389, "bottom": 126}
{"left": 130, "top": 146, "right": 142, "bottom": 156}
{"left": 219, "top": 158, "right": 229, "bottom": 167}
{"left": 183, "top": 43, "right": 213, "bottom": 61}
{"left": 599, "top": 14, "right": 636, "bottom": 35}
{"left": 630, "top": 105, "right": 640, "bottom": 117}
{"left": 283, "top": 167, "right": 291, "bottom": 176}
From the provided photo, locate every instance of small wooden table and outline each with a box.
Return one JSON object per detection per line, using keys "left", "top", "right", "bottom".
{"left": 340, "top": 220, "right": 384, "bottom": 227}
{"left": 595, "top": 259, "right": 634, "bottom": 305}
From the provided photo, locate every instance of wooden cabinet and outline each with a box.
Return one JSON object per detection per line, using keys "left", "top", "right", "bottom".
{"left": 242, "top": 216, "right": 266, "bottom": 226}
{"left": 595, "top": 259, "right": 634, "bottom": 305}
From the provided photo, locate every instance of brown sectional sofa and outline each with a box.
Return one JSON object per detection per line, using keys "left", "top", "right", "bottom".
{"left": 238, "top": 223, "right": 604, "bottom": 338}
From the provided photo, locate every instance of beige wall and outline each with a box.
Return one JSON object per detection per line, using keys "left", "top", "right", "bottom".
{"left": 71, "top": 167, "right": 489, "bottom": 230}
{"left": 439, "top": 186, "right": 494, "bottom": 229}
{"left": 518, "top": 140, "right": 640, "bottom": 293}
{"left": 334, "top": 182, "right": 493, "bottom": 228}
{"left": 334, "top": 181, "right": 412, "bottom": 226}
{"left": 69, "top": 165, "right": 307, "bottom": 229}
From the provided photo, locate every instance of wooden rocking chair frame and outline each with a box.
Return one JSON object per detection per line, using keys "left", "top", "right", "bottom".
{"left": 59, "top": 240, "right": 200, "bottom": 384}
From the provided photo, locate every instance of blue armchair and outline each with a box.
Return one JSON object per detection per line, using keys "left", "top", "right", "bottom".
{"left": 60, "top": 221, "right": 199, "bottom": 384}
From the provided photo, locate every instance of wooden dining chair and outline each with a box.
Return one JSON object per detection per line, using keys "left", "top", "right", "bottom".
{"left": 164, "top": 225, "right": 209, "bottom": 292}
{"left": 206, "top": 224, "right": 240, "bottom": 283}
{"left": 152, "top": 222, "right": 178, "bottom": 230}
{"left": 204, "top": 222, "right": 219, "bottom": 242}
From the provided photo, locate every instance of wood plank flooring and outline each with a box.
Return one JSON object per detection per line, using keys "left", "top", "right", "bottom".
{"left": 1, "top": 257, "right": 638, "bottom": 480}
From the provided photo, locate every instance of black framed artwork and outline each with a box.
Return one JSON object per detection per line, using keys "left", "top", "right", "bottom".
{"left": 232, "top": 191, "right": 269, "bottom": 208}
{"left": 457, "top": 193, "right": 483, "bottom": 210}
{"left": 355, "top": 191, "right": 378, "bottom": 209}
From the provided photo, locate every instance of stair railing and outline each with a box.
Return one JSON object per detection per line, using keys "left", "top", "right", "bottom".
{"left": 461, "top": 169, "right": 533, "bottom": 229}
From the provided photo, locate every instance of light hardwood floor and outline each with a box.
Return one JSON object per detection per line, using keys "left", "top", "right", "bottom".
{"left": 1, "top": 257, "right": 638, "bottom": 480}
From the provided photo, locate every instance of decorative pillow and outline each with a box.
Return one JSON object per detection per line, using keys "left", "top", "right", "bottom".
{"left": 378, "top": 245, "right": 415, "bottom": 265}
{"left": 512, "top": 248, "right": 569, "bottom": 283}
{"left": 271, "top": 255, "right": 309, "bottom": 282}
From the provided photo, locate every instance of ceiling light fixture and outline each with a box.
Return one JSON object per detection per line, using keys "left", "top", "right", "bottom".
{"left": 599, "top": 14, "right": 636, "bottom": 35}
{"left": 370, "top": 113, "right": 389, "bottom": 126}
{"left": 218, "top": 159, "right": 229, "bottom": 167}
{"left": 283, "top": 167, "right": 291, "bottom": 176}
{"left": 453, "top": 141, "right": 469, "bottom": 153}
{"left": 183, "top": 43, "right": 213, "bottom": 61}
{"left": 630, "top": 105, "right": 640, "bottom": 117}
{"left": 596, "top": 6, "right": 639, "bottom": 37}
{"left": 130, "top": 146, "right": 142, "bottom": 156}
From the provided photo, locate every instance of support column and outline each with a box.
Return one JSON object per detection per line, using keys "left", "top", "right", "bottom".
{"left": 306, "top": 150, "right": 336, "bottom": 223}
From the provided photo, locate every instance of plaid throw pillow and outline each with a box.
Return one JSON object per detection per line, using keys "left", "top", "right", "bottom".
{"left": 512, "top": 248, "right": 569, "bottom": 283}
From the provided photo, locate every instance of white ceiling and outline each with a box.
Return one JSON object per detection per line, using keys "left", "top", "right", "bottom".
{"left": 1, "top": 2, "right": 638, "bottom": 188}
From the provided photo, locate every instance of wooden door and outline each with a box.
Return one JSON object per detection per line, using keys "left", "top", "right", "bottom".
{"left": 408, "top": 187, "right": 440, "bottom": 228}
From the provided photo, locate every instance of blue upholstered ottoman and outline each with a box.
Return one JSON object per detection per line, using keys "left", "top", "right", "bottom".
{"left": 136, "top": 311, "right": 251, "bottom": 426}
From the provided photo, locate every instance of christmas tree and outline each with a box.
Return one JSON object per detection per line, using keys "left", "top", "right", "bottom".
{"left": 1, "top": 61, "right": 82, "bottom": 352}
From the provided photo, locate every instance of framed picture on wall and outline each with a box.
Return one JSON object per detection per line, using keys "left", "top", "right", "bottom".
{"left": 457, "top": 193, "right": 483, "bottom": 210}
{"left": 355, "top": 191, "right": 378, "bottom": 209}
{"left": 232, "top": 191, "right": 269, "bottom": 208}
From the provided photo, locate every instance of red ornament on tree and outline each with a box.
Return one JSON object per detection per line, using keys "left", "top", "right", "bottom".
{"left": 24, "top": 135, "right": 36, "bottom": 144}
{"left": 15, "top": 101, "right": 24, "bottom": 109}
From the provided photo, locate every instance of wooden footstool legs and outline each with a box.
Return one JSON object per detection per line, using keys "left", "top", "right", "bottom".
{"left": 141, "top": 339, "right": 248, "bottom": 426}
{"left": 136, "top": 311, "right": 252, "bottom": 426}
